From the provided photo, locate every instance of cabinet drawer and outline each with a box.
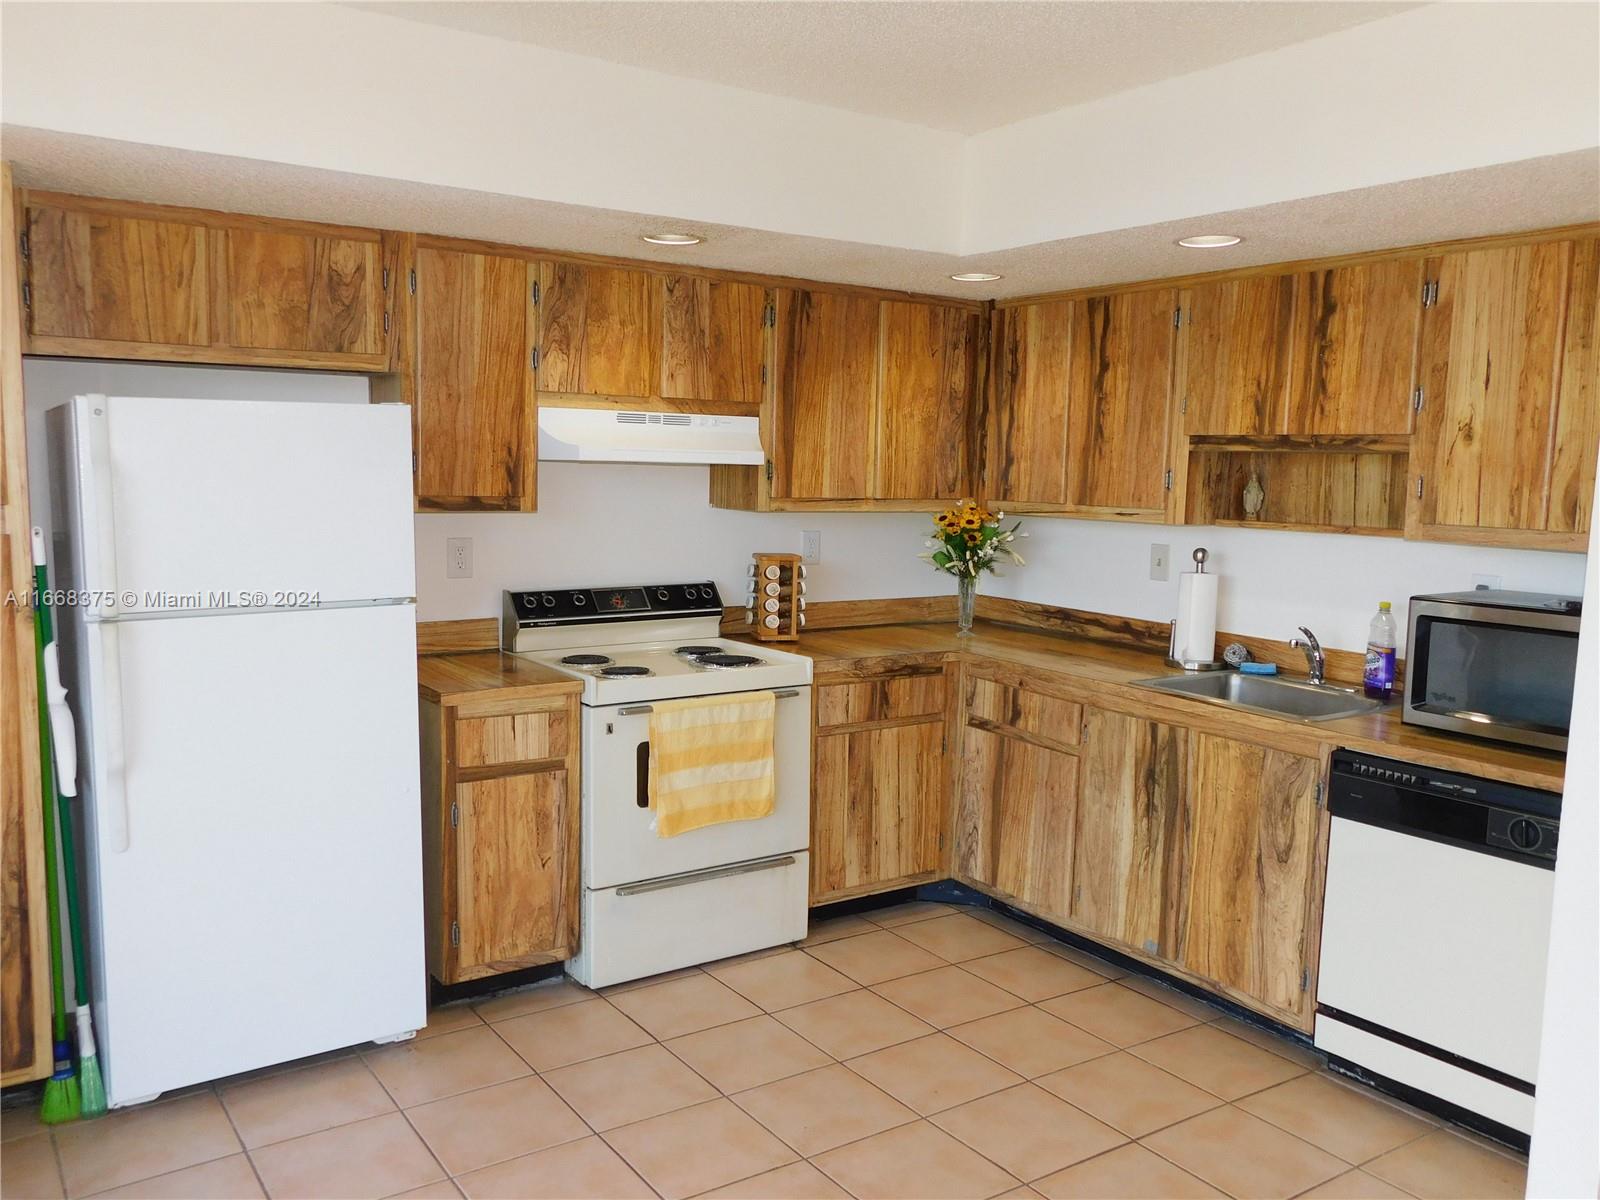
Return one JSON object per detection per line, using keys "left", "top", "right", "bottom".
{"left": 966, "top": 677, "right": 1082, "bottom": 746}
{"left": 456, "top": 708, "right": 570, "bottom": 767}
{"left": 816, "top": 670, "right": 946, "bottom": 728}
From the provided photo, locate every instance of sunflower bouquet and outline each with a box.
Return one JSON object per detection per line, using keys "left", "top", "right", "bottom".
{"left": 923, "top": 500, "right": 1025, "bottom": 579}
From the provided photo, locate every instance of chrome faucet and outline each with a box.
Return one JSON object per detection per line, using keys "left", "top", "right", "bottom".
{"left": 1290, "top": 627, "right": 1326, "bottom": 686}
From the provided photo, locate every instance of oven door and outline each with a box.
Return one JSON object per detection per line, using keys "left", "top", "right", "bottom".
{"left": 1404, "top": 601, "right": 1579, "bottom": 751}
{"left": 581, "top": 687, "right": 811, "bottom": 889}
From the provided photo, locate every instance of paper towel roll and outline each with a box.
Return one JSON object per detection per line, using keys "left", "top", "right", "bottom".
{"left": 1175, "top": 571, "right": 1219, "bottom": 664}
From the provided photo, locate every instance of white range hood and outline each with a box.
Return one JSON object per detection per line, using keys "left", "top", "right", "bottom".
{"left": 538, "top": 407, "right": 764, "bottom": 465}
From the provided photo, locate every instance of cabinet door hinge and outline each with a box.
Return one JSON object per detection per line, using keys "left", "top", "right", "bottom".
{"left": 382, "top": 266, "right": 390, "bottom": 291}
{"left": 1412, "top": 387, "right": 1424, "bottom": 413}
{"left": 450, "top": 921, "right": 460, "bottom": 948}
{"left": 20, "top": 282, "right": 30, "bottom": 309}
{"left": 531, "top": 347, "right": 540, "bottom": 371}
{"left": 763, "top": 301, "right": 776, "bottom": 327}
{"left": 1315, "top": 780, "right": 1325, "bottom": 809}
{"left": 531, "top": 280, "right": 541, "bottom": 306}
{"left": 1300, "top": 966, "right": 1310, "bottom": 992}
{"left": 19, "top": 232, "right": 30, "bottom": 260}
{"left": 760, "top": 364, "right": 768, "bottom": 385}
{"left": 383, "top": 311, "right": 390, "bottom": 336}
{"left": 1180, "top": 396, "right": 1188, "bottom": 414}
{"left": 1421, "top": 280, "right": 1438, "bottom": 308}
{"left": 1172, "top": 307, "right": 1182, "bottom": 328}
{"left": 765, "top": 460, "right": 774, "bottom": 483}
{"left": 450, "top": 801, "right": 459, "bottom": 828}
{"left": 408, "top": 268, "right": 417, "bottom": 295}
{"left": 412, "top": 452, "right": 418, "bottom": 475}
{"left": 1416, "top": 475, "right": 1425, "bottom": 500}
{"left": 1163, "top": 468, "right": 1174, "bottom": 491}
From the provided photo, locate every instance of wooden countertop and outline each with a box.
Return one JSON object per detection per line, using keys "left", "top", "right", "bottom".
{"left": 741, "top": 621, "right": 1568, "bottom": 792}
{"left": 416, "top": 651, "right": 583, "bottom": 706}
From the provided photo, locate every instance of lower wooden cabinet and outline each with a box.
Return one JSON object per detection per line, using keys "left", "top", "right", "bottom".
{"left": 809, "top": 663, "right": 950, "bottom": 904}
{"left": 951, "top": 675, "right": 1328, "bottom": 1028}
{"left": 420, "top": 691, "right": 580, "bottom": 983}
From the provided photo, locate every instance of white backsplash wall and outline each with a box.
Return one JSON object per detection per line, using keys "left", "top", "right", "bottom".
{"left": 983, "top": 517, "right": 1589, "bottom": 658}
{"left": 415, "top": 463, "right": 936, "bottom": 622}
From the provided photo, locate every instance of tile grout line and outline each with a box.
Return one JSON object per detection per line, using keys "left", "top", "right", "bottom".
{"left": 212, "top": 1081, "right": 274, "bottom": 1200}
{"left": 359, "top": 1042, "right": 476, "bottom": 1196}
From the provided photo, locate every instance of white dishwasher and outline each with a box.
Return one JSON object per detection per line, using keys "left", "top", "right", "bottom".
{"left": 1315, "top": 749, "right": 1560, "bottom": 1137}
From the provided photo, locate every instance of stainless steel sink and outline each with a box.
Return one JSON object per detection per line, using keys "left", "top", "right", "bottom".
{"left": 1132, "top": 671, "right": 1384, "bottom": 722}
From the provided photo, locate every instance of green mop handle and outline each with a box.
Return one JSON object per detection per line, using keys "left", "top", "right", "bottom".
{"left": 31, "top": 533, "right": 68, "bottom": 1043}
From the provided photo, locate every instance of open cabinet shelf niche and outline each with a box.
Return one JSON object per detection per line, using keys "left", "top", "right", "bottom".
{"left": 1185, "top": 441, "right": 1410, "bottom": 537}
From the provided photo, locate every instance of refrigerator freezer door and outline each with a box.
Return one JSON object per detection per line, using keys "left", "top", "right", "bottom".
{"left": 81, "top": 604, "right": 424, "bottom": 1105}
{"left": 72, "top": 395, "right": 414, "bottom": 615}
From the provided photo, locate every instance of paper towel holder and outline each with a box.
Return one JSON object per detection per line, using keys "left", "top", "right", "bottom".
{"left": 1165, "top": 547, "right": 1227, "bottom": 671}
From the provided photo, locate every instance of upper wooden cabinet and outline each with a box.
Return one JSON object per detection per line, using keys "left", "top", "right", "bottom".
{"left": 536, "top": 261, "right": 655, "bottom": 400}
{"left": 411, "top": 243, "right": 537, "bottom": 512}
{"left": 659, "top": 274, "right": 768, "bottom": 411}
{"left": 984, "top": 290, "right": 1176, "bottom": 518}
{"left": 21, "top": 193, "right": 394, "bottom": 370}
{"left": 1409, "top": 237, "right": 1598, "bottom": 549}
{"left": 771, "top": 288, "right": 879, "bottom": 500}
{"left": 209, "top": 226, "right": 385, "bottom": 359}
{"left": 1284, "top": 260, "right": 1423, "bottom": 436}
{"left": 1180, "top": 273, "right": 1295, "bottom": 437}
{"left": 985, "top": 300, "right": 1072, "bottom": 505}
{"left": 876, "top": 301, "right": 977, "bottom": 500}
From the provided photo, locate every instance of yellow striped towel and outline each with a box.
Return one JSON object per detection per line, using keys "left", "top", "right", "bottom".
{"left": 648, "top": 691, "right": 776, "bottom": 837}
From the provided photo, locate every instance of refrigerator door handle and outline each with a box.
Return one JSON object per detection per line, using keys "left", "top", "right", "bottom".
{"left": 92, "top": 621, "right": 131, "bottom": 853}
{"left": 81, "top": 395, "right": 122, "bottom": 618}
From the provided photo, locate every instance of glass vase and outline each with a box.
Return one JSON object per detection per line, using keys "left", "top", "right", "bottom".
{"left": 956, "top": 574, "right": 977, "bottom": 637}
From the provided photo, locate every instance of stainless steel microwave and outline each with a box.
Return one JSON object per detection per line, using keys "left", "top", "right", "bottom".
{"left": 1405, "top": 591, "right": 1582, "bottom": 752}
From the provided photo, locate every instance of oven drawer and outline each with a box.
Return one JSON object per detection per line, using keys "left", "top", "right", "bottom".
{"left": 568, "top": 851, "right": 810, "bottom": 988}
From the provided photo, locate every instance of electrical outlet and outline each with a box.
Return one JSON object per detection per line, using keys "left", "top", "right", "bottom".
{"left": 446, "top": 537, "right": 473, "bottom": 579}
{"left": 802, "top": 530, "right": 822, "bottom": 565}
{"left": 1472, "top": 573, "right": 1502, "bottom": 591}
{"left": 1149, "top": 543, "right": 1171, "bottom": 581}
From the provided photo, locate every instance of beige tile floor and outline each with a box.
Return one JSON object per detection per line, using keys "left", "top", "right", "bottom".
{"left": 0, "top": 903, "right": 1529, "bottom": 1200}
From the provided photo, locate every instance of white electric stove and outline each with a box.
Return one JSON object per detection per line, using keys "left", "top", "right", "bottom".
{"left": 502, "top": 581, "right": 813, "bottom": 987}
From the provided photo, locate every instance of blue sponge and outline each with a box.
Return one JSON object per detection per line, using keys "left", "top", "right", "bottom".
{"left": 1238, "top": 661, "right": 1279, "bottom": 675}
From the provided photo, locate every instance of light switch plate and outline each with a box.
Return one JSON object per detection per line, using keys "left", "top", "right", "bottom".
{"left": 446, "top": 537, "right": 473, "bottom": 579}
{"left": 802, "top": 530, "right": 822, "bottom": 565}
{"left": 1149, "top": 543, "right": 1170, "bottom": 582}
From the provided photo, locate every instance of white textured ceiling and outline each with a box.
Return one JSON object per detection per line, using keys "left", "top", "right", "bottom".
{"left": 346, "top": 0, "right": 1419, "bottom": 134}
{"left": 6, "top": 127, "right": 1595, "bottom": 300}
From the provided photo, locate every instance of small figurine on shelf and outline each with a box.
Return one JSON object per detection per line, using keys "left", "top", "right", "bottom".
{"left": 1243, "top": 469, "right": 1266, "bottom": 521}
{"left": 920, "top": 500, "right": 1025, "bottom": 637}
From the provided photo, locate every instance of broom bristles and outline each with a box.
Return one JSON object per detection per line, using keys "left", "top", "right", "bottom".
{"left": 75, "top": 1008, "right": 106, "bottom": 1117}
{"left": 40, "top": 1075, "right": 79, "bottom": 1125}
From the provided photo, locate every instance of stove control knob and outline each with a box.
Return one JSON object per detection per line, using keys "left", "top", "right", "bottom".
{"left": 1508, "top": 818, "right": 1543, "bottom": 851}
{"left": 541, "top": 593, "right": 556, "bottom": 608}
{"left": 571, "top": 592, "right": 587, "bottom": 606}
{"left": 656, "top": 588, "right": 670, "bottom": 601}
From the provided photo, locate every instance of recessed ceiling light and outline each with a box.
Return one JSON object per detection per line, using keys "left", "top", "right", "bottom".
{"left": 1177, "top": 234, "right": 1243, "bottom": 249}
{"left": 641, "top": 232, "right": 703, "bottom": 246}
{"left": 950, "top": 271, "right": 1003, "bottom": 282}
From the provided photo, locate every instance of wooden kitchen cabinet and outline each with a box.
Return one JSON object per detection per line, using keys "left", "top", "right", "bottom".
{"left": 1284, "top": 259, "right": 1424, "bottom": 436}
{"left": 954, "top": 672, "right": 1082, "bottom": 919}
{"left": 1173, "top": 732, "right": 1323, "bottom": 1023}
{"left": 21, "top": 192, "right": 394, "bottom": 370}
{"left": 1409, "top": 237, "right": 1599, "bottom": 549}
{"left": 1180, "top": 273, "right": 1295, "bottom": 436}
{"left": 411, "top": 243, "right": 538, "bottom": 512}
{"left": 536, "top": 261, "right": 656, "bottom": 400}
{"left": 771, "top": 287, "right": 880, "bottom": 501}
{"left": 1070, "top": 707, "right": 1189, "bottom": 959}
{"left": 876, "top": 300, "right": 977, "bottom": 500}
{"left": 985, "top": 300, "right": 1072, "bottom": 505}
{"left": 420, "top": 691, "right": 581, "bottom": 983}
{"left": 659, "top": 274, "right": 769, "bottom": 412}
{"left": 809, "top": 662, "right": 949, "bottom": 904}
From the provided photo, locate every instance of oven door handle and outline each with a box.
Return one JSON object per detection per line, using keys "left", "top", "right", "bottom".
{"left": 615, "top": 855, "right": 797, "bottom": 897}
{"left": 618, "top": 688, "right": 802, "bottom": 717}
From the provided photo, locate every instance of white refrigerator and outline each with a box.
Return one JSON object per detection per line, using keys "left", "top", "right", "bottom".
{"left": 46, "top": 393, "right": 425, "bottom": 1107}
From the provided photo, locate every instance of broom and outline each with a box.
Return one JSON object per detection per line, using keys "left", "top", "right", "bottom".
{"left": 32, "top": 531, "right": 79, "bottom": 1124}
{"left": 35, "top": 546, "right": 105, "bottom": 1116}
